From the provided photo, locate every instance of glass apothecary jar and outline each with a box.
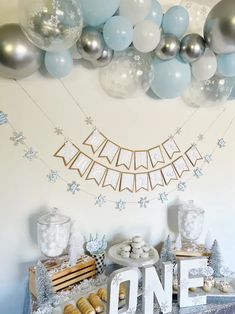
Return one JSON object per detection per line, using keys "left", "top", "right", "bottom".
{"left": 37, "top": 208, "right": 71, "bottom": 258}
{"left": 178, "top": 200, "right": 204, "bottom": 252}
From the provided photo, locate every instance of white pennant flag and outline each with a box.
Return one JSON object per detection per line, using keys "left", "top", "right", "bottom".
{"left": 185, "top": 145, "right": 202, "bottom": 166}
{"left": 148, "top": 146, "right": 164, "bottom": 167}
{"left": 161, "top": 164, "right": 178, "bottom": 185}
{"left": 116, "top": 148, "right": 133, "bottom": 170}
{"left": 103, "top": 169, "right": 121, "bottom": 190}
{"left": 86, "top": 162, "right": 107, "bottom": 185}
{"left": 134, "top": 151, "right": 148, "bottom": 170}
{"left": 54, "top": 141, "right": 79, "bottom": 166}
{"left": 120, "top": 173, "right": 135, "bottom": 192}
{"left": 83, "top": 129, "right": 107, "bottom": 153}
{"left": 173, "top": 156, "right": 189, "bottom": 177}
{"left": 149, "top": 169, "right": 164, "bottom": 190}
{"left": 99, "top": 140, "right": 120, "bottom": 164}
{"left": 135, "top": 173, "right": 149, "bottom": 192}
{"left": 162, "top": 138, "right": 180, "bottom": 159}
{"left": 70, "top": 152, "right": 93, "bottom": 176}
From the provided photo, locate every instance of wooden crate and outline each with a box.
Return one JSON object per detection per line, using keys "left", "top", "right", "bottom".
{"left": 29, "top": 255, "right": 97, "bottom": 297}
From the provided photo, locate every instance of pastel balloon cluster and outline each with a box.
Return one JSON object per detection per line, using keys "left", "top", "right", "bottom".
{"left": 0, "top": 0, "right": 235, "bottom": 105}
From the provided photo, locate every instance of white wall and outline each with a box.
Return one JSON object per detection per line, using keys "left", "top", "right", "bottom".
{"left": 1, "top": 0, "right": 234, "bottom": 313}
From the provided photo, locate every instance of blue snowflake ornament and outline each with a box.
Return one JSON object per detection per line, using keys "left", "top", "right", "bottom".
{"left": 177, "top": 182, "right": 187, "bottom": 192}
{"left": 95, "top": 194, "right": 106, "bottom": 207}
{"left": 116, "top": 200, "right": 126, "bottom": 211}
{"left": 67, "top": 181, "right": 80, "bottom": 194}
{"left": 10, "top": 131, "right": 26, "bottom": 146}
{"left": 24, "top": 147, "right": 38, "bottom": 161}
{"left": 204, "top": 154, "right": 212, "bottom": 164}
{"left": 194, "top": 167, "right": 203, "bottom": 178}
{"left": 158, "top": 192, "right": 168, "bottom": 204}
{"left": 217, "top": 138, "right": 226, "bottom": 148}
{"left": 47, "top": 170, "right": 59, "bottom": 183}
{"left": 0, "top": 111, "right": 8, "bottom": 125}
{"left": 138, "top": 197, "right": 150, "bottom": 208}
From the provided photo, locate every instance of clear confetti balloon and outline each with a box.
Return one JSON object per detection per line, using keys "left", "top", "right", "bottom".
{"left": 180, "top": 0, "right": 210, "bottom": 35}
{"left": 18, "top": 0, "right": 83, "bottom": 52}
{"left": 182, "top": 74, "right": 234, "bottom": 107}
{"left": 99, "top": 48, "right": 154, "bottom": 98}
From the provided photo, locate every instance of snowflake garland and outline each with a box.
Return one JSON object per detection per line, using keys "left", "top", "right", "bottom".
{"left": 85, "top": 116, "right": 93, "bottom": 126}
{"left": 10, "top": 131, "right": 26, "bottom": 145}
{"left": 177, "top": 181, "right": 187, "bottom": 192}
{"left": 54, "top": 127, "right": 63, "bottom": 135}
{"left": 95, "top": 194, "right": 106, "bottom": 207}
{"left": 158, "top": 192, "right": 168, "bottom": 204}
{"left": 47, "top": 170, "right": 60, "bottom": 183}
{"left": 138, "top": 197, "right": 149, "bottom": 208}
{"left": 0, "top": 111, "right": 8, "bottom": 125}
{"left": 24, "top": 147, "right": 38, "bottom": 161}
{"left": 194, "top": 167, "right": 203, "bottom": 179}
{"left": 217, "top": 138, "right": 226, "bottom": 148}
{"left": 116, "top": 200, "right": 126, "bottom": 211}
{"left": 67, "top": 181, "right": 80, "bottom": 194}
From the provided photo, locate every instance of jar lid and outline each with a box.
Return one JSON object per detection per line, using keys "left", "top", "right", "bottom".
{"left": 179, "top": 200, "right": 204, "bottom": 213}
{"left": 37, "top": 207, "right": 71, "bottom": 225}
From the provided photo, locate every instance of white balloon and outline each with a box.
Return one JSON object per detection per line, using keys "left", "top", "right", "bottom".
{"left": 119, "top": 0, "right": 151, "bottom": 25}
{"left": 192, "top": 48, "right": 217, "bottom": 81}
{"left": 133, "top": 20, "right": 160, "bottom": 53}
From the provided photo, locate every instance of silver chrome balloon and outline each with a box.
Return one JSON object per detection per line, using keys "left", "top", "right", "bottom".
{"left": 154, "top": 34, "right": 180, "bottom": 60}
{"left": 77, "top": 27, "right": 104, "bottom": 61}
{"left": 204, "top": 0, "right": 235, "bottom": 54}
{"left": 0, "top": 23, "right": 43, "bottom": 79}
{"left": 180, "top": 33, "right": 205, "bottom": 63}
{"left": 91, "top": 46, "right": 114, "bottom": 67}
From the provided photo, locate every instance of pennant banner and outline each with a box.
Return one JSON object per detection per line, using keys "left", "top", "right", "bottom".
{"left": 54, "top": 141, "right": 79, "bottom": 166}
{"left": 70, "top": 152, "right": 93, "bottom": 176}
{"left": 82, "top": 129, "right": 180, "bottom": 170}
{"left": 116, "top": 148, "right": 133, "bottom": 170}
{"left": 103, "top": 169, "right": 121, "bottom": 190}
{"left": 86, "top": 162, "right": 107, "bottom": 185}
{"left": 161, "top": 164, "right": 178, "bottom": 185}
{"left": 54, "top": 141, "right": 200, "bottom": 193}
{"left": 173, "top": 156, "right": 189, "bottom": 178}
{"left": 185, "top": 145, "right": 202, "bottom": 166}
{"left": 162, "top": 137, "right": 180, "bottom": 159}
{"left": 134, "top": 151, "right": 148, "bottom": 170}
{"left": 148, "top": 146, "right": 165, "bottom": 167}
{"left": 83, "top": 129, "right": 107, "bottom": 153}
{"left": 99, "top": 140, "right": 120, "bottom": 163}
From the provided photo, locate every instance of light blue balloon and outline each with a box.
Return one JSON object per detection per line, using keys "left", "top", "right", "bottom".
{"left": 217, "top": 53, "right": 235, "bottom": 77}
{"left": 80, "top": 0, "right": 120, "bottom": 26}
{"left": 146, "top": 0, "right": 163, "bottom": 27}
{"left": 151, "top": 57, "right": 191, "bottom": 99}
{"left": 103, "top": 16, "right": 133, "bottom": 51}
{"left": 45, "top": 50, "right": 73, "bottom": 78}
{"left": 162, "top": 5, "right": 189, "bottom": 38}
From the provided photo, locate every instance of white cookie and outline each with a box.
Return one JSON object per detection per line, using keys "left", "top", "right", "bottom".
{"left": 132, "top": 248, "right": 143, "bottom": 254}
{"left": 143, "top": 245, "right": 151, "bottom": 252}
{"left": 132, "top": 236, "right": 143, "bottom": 243}
{"left": 131, "top": 242, "right": 143, "bottom": 249}
{"left": 141, "top": 252, "right": 149, "bottom": 259}
{"left": 122, "top": 245, "right": 131, "bottom": 252}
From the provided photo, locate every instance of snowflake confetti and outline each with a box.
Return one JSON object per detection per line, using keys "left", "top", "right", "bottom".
{"left": 158, "top": 192, "right": 168, "bottom": 204}
{"left": 194, "top": 167, "right": 203, "bottom": 179}
{"left": 95, "top": 194, "right": 106, "bottom": 207}
{"left": 112, "top": 274, "right": 123, "bottom": 286}
{"left": 138, "top": 197, "right": 149, "bottom": 208}
{"left": 10, "top": 131, "right": 26, "bottom": 145}
{"left": 177, "top": 181, "right": 187, "bottom": 192}
{"left": 49, "top": 15, "right": 59, "bottom": 27}
{"left": 204, "top": 154, "right": 212, "bottom": 164}
{"left": 116, "top": 200, "right": 126, "bottom": 211}
{"left": 47, "top": 170, "right": 59, "bottom": 183}
{"left": 54, "top": 127, "right": 63, "bottom": 135}
{"left": 0, "top": 111, "right": 8, "bottom": 125}
{"left": 67, "top": 181, "right": 80, "bottom": 194}
{"left": 24, "top": 147, "right": 38, "bottom": 161}
{"left": 85, "top": 116, "right": 93, "bottom": 125}
{"left": 217, "top": 138, "right": 226, "bottom": 148}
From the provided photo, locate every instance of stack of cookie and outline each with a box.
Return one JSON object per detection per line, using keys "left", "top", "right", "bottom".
{"left": 118, "top": 236, "right": 154, "bottom": 260}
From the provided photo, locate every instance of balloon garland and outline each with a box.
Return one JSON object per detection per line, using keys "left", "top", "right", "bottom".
{"left": 0, "top": 0, "right": 235, "bottom": 105}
